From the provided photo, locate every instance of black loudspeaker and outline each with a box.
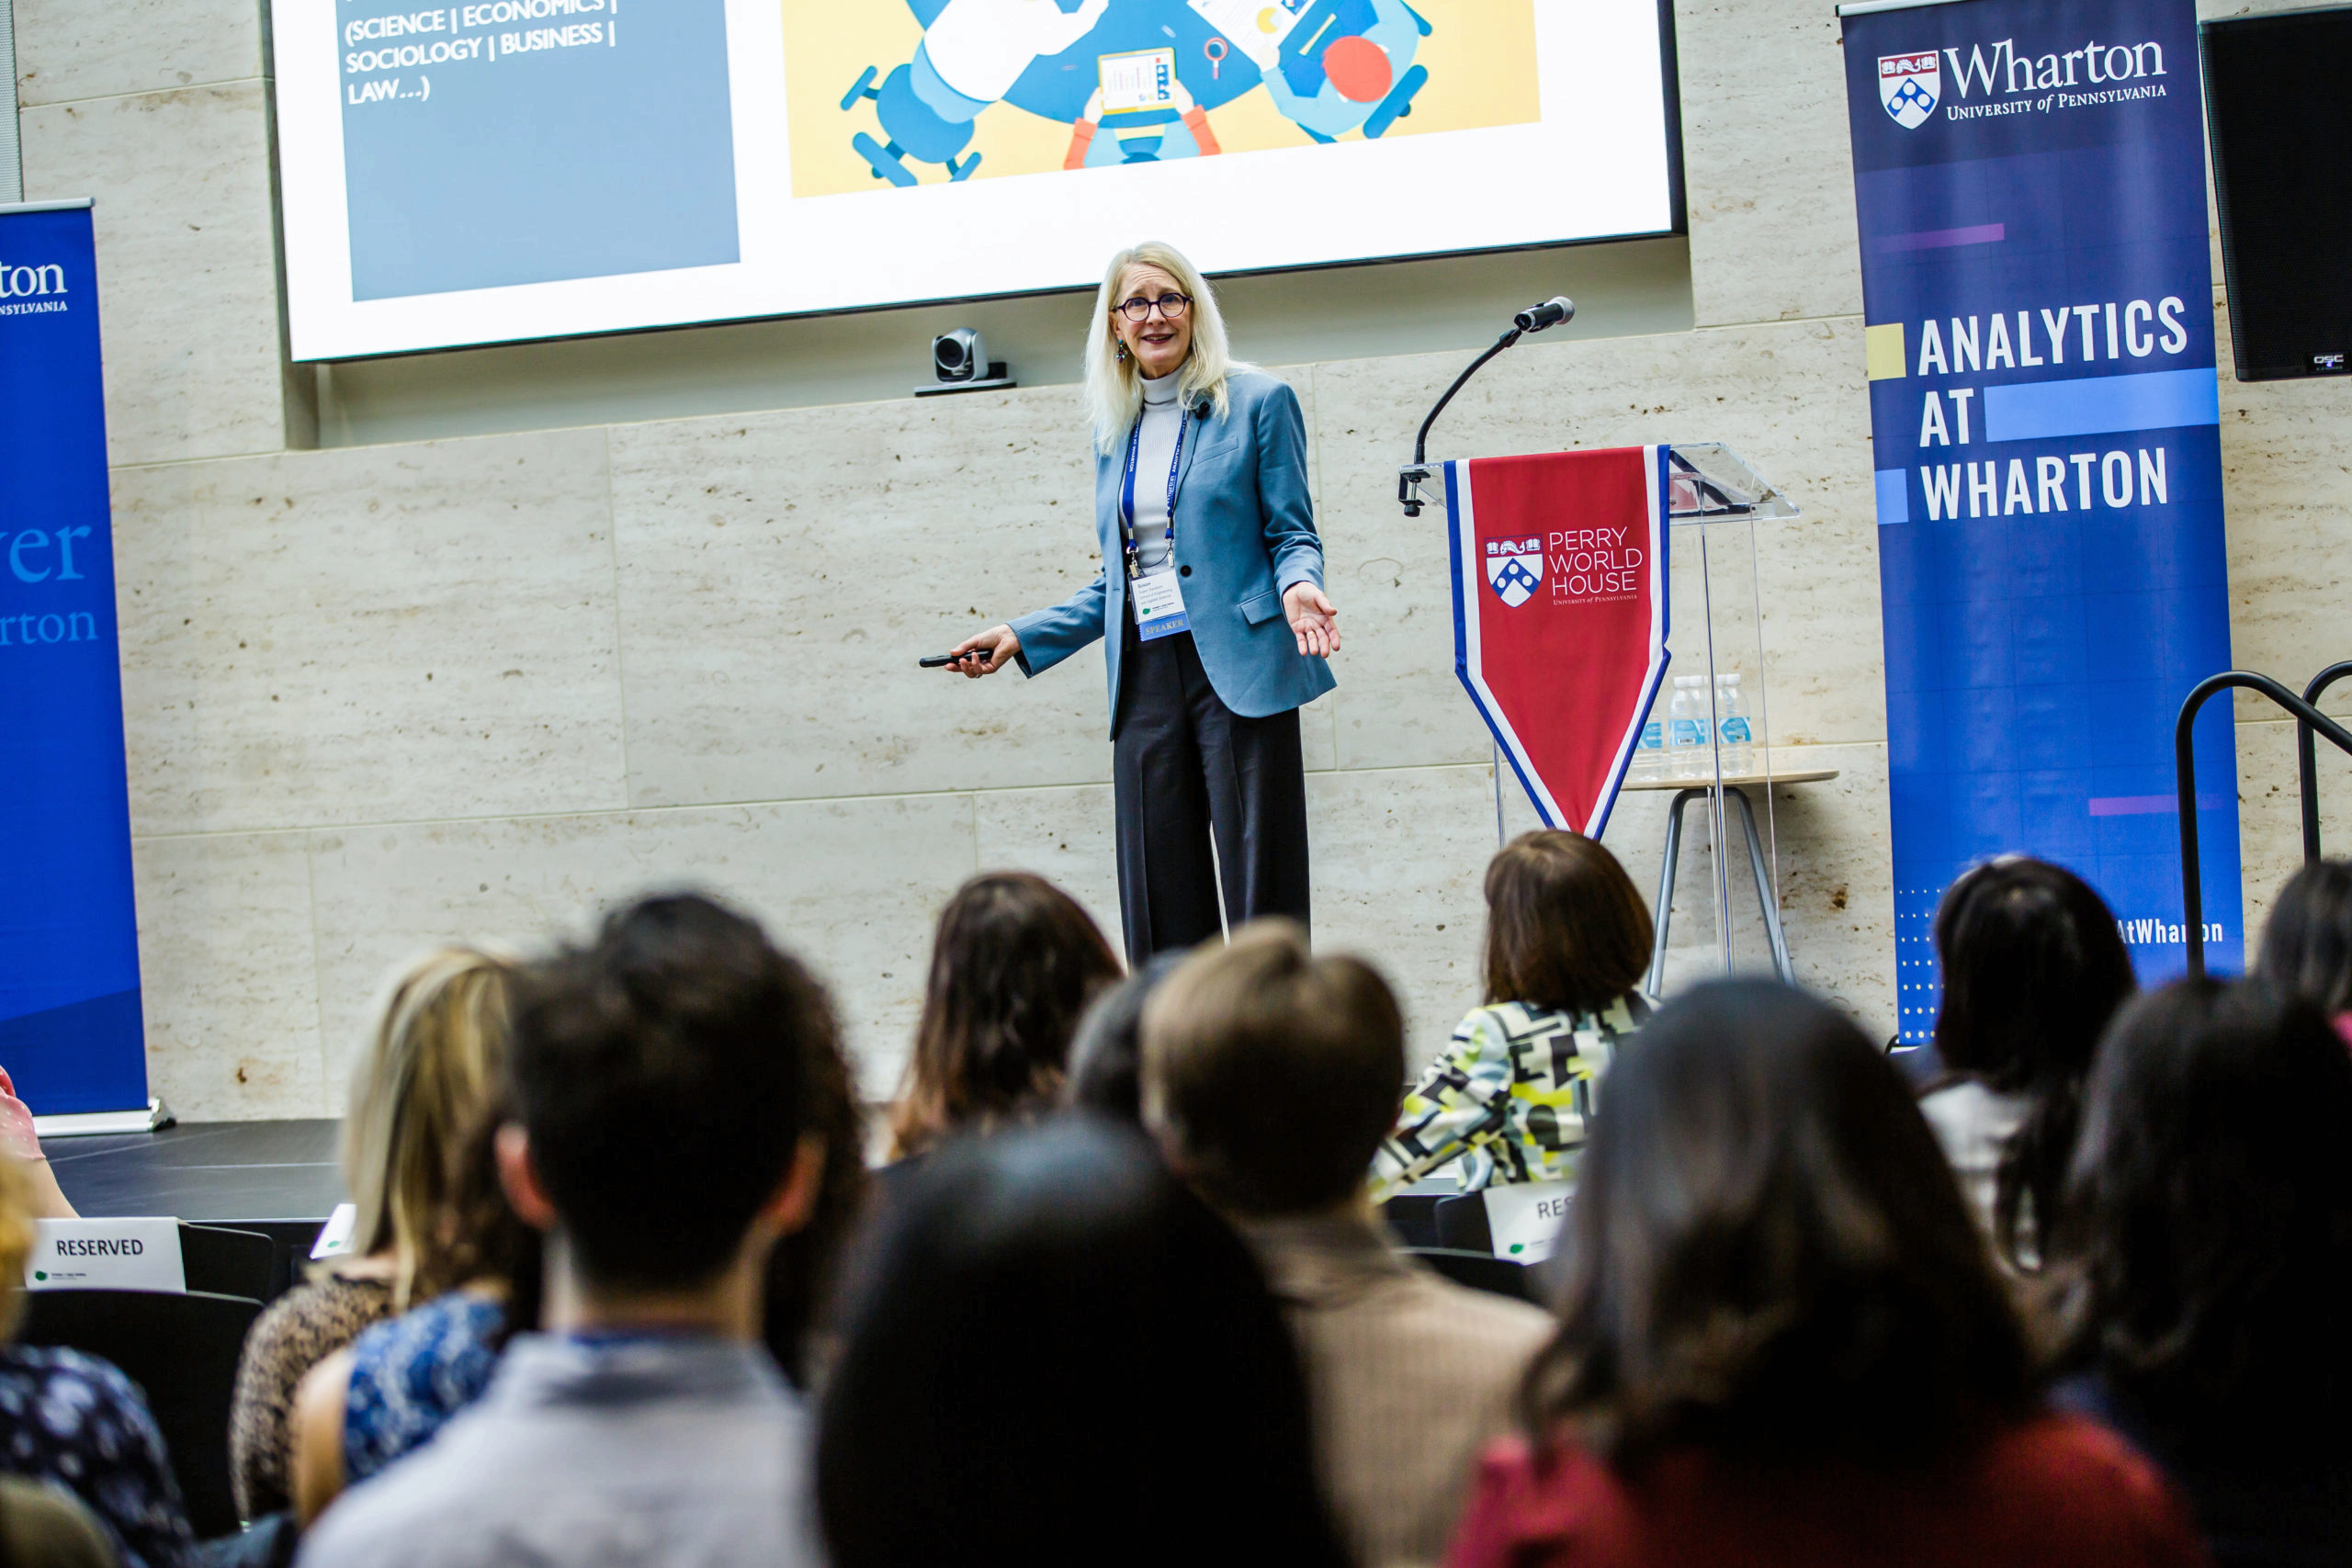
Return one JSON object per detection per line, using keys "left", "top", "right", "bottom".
{"left": 2202, "top": 6, "right": 2352, "bottom": 381}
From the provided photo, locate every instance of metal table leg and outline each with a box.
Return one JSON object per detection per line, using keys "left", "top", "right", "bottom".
{"left": 1645, "top": 787, "right": 1703, "bottom": 996}
{"left": 1646, "top": 783, "right": 1794, "bottom": 991}
{"left": 1726, "top": 785, "right": 1793, "bottom": 982}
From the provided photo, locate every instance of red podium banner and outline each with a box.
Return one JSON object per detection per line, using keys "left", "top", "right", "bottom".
{"left": 1445, "top": 446, "right": 1669, "bottom": 836}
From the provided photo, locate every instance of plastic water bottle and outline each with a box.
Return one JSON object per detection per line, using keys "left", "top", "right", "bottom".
{"left": 1633, "top": 699, "right": 1666, "bottom": 780}
{"left": 1667, "top": 676, "right": 1710, "bottom": 778}
{"left": 1716, "top": 672, "right": 1753, "bottom": 776}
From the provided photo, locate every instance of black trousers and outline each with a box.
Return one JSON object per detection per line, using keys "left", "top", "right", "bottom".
{"left": 1112, "top": 621, "right": 1310, "bottom": 964}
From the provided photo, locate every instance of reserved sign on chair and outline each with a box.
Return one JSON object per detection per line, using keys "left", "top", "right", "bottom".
{"left": 1479, "top": 1182, "right": 1572, "bottom": 1265}
{"left": 26, "top": 1219, "right": 186, "bottom": 1293}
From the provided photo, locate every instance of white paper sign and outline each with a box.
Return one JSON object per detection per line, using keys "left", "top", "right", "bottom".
{"left": 27, "top": 1218, "right": 186, "bottom": 1293}
{"left": 310, "top": 1202, "right": 358, "bottom": 1261}
{"left": 1480, "top": 1181, "right": 1574, "bottom": 1265}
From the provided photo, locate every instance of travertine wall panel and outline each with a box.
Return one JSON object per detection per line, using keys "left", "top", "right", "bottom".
{"left": 131, "top": 829, "right": 322, "bottom": 1120}
{"left": 18, "top": 83, "right": 292, "bottom": 466}
{"left": 307, "top": 794, "right": 980, "bottom": 1107}
{"left": 2214, "top": 306, "right": 2352, "bottom": 718}
{"left": 110, "top": 431, "right": 628, "bottom": 836}
{"left": 1676, "top": 2, "right": 1861, "bottom": 329}
{"left": 12, "top": 0, "right": 263, "bottom": 105}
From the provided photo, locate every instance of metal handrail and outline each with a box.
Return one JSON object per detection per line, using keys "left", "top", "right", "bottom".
{"left": 2301, "top": 661, "right": 2352, "bottom": 861}
{"left": 2177, "top": 671, "right": 2352, "bottom": 976}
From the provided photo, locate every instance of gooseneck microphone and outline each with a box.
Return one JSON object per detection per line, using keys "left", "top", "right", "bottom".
{"left": 1513, "top": 296, "right": 1576, "bottom": 333}
{"left": 1400, "top": 296, "right": 1580, "bottom": 513}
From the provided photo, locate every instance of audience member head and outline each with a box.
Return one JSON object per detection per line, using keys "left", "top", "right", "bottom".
{"left": 889, "top": 873, "right": 1122, "bottom": 1158}
{"left": 2256, "top": 858, "right": 2352, "bottom": 1019}
{"left": 413, "top": 1091, "right": 541, "bottom": 1327}
{"left": 763, "top": 987, "right": 867, "bottom": 1385}
{"left": 1526, "top": 980, "right": 2031, "bottom": 1467}
{"left": 342, "top": 945, "right": 516, "bottom": 1305}
{"left": 2050, "top": 977, "right": 2352, "bottom": 1439}
{"left": 1483, "top": 830, "right": 1652, "bottom": 1012}
{"left": 1931, "top": 856, "right": 2135, "bottom": 1265}
{"left": 1143, "top": 920, "right": 1403, "bottom": 1217}
{"left": 816, "top": 1118, "right": 1347, "bottom": 1568}
{"left": 502, "top": 893, "right": 834, "bottom": 1306}
{"left": 1062, "top": 951, "right": 1183, "bottom": 1124}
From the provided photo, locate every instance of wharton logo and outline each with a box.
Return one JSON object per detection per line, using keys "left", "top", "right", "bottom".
{"left": 0, "top": 263, "right": 65, "bottom": 298}
{"left": 1485, "top": 537, "right": 1543, "bottom": 608}
{"left": 1880, "top": 51, "right": 1939, "bottom": 128}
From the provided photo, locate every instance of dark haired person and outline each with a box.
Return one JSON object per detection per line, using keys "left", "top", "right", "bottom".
{"left": 2256, "top": 858, "right": 2352, "bottom": 1042}
{"left": 888, "top": 872, "right": 1123, "bottom": 1158}
{"left": 816, "top": 1118, "right": 1349, "bottom": 1568}
{"left": 1917, "top": 857, "right": 2135, "bottom": 1268}
{"left": 1448, "top": 981, "right": 2203, "bottom": 1568}
{"left": 297, "top": 894, "right": 840, "bottom": 1568}
{"left": 1062, "top": 951, "right": 1183, "bottom": 1123}
{"left": 1146, "top": 923, "right": 1550, "bottom": 1568}
{"left": 2048, "top": 978, "right": 2352, "bottom": 1566}
{"left": 1373, "top": 830, "right": 1651, "bottom": 1200}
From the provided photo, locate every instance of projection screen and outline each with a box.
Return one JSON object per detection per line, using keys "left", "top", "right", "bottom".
{"left": 274, "top": 0, "right": 1681, "bottom": 360}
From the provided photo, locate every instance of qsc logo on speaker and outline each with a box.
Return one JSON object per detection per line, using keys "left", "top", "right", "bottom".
{"left": 1880, "top": 52, "right": 1940, "bottom": 129}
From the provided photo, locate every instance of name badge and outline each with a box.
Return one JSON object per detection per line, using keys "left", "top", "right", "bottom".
{"left": 1480, "top": 1179, "right": 1574, "bottom": 1264}
{"left": 28, "top": 1217, "right": 186, "bottom": 1293}
{"left": 1130, "top": 565, "right": 1189, "bottom": 641}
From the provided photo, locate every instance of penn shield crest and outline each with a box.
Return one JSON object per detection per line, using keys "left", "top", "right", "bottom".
{"left": 1485, "top": 536, "right": 1544, "bottom": 608}
{"left": 1879, "top": 51, "right": 1939, "bottom": 129}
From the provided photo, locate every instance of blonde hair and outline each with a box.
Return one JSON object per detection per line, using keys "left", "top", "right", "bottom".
{"left": 0, "top": 1157, "right": 31, "bottom": 1339}
{"left": 1082, "top": 240, "right": 1247, "bottom": 455}
{"left": 341, "top": 946, "right": 515, "bottom": 1307}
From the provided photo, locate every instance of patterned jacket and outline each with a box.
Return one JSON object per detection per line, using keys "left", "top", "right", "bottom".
{"left": 1371, "top": 993, "right": 1649, "bottom": 1199}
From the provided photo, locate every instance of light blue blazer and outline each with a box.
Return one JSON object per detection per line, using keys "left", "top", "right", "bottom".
{"left": 1010, "top": 370, "right": 1337, "bottom": 736}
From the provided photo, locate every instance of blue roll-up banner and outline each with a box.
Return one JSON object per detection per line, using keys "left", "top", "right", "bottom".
{"left": 0, "top": 202, "right": 147, "bottom": 1112}
{"left": 1839, "top": 0, "right": 2239, "bottom": 1040}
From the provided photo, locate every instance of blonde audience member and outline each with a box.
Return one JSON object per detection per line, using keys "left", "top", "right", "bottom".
{"left": 1373, "top": 830, "right": 1651, "bottom": 1201}
{"left": 286, "top": 1099, "right": 536, "bottom": 1526}
{"left": 226, "top": 947, "right": 514, "bottom": 1520}
{"left": 1146, "top": 921, "right": 1552, "bottom": 1568}
{"left": 887, "top": 873, "right": 1121, "bottom": 1160}
{"left": 296, "top": 895, "right": 840, "bottom": 1568}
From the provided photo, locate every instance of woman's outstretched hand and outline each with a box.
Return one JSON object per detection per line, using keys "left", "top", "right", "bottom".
{"left": 1283, "top": 583, "right": 1340, "bottom": 659}
{"left": 943, "top": 625, "right": 1021, "bottom": 678}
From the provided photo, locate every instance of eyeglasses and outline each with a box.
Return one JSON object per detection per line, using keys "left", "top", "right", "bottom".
{"left": 1117, "top": 292, "right": 1191, "bottom": 322}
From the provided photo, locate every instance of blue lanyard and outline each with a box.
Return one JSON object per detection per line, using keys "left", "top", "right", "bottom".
{"left": 1118, "top": 402, "right": 1189, "bottom": 582}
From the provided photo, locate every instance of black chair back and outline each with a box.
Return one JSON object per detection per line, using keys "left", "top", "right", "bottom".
{"left": 1406, "top": 1247, "right": 1542, "bottom": 1303}
{"left": 16, "top": 1288, "right": 263, "bottom": 1538}
{"left": 179, "top": 1224, "right": 277, "bottom": 1303}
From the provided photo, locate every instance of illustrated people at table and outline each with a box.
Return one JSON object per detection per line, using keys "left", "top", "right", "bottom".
{"left": 840, "top": 0, "right": 1434, "bottom": 186}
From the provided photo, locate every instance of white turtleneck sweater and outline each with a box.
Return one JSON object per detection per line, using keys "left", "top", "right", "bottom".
{"left": 1129, "top": 370, "right": 1186, "bottom": 572}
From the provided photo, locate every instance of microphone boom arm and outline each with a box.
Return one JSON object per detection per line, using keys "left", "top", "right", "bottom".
{"left": 1400, "top": 298, "right": 1571, "bottom": 515}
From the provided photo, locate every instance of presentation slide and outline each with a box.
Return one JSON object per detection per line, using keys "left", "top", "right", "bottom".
{"left": 275, "top": 0, "right": 1679, "bottom": 360}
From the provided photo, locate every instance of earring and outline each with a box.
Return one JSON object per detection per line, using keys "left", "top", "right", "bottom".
{"left": 1115, "top": 341, "right": 1128, "bottom": 362}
